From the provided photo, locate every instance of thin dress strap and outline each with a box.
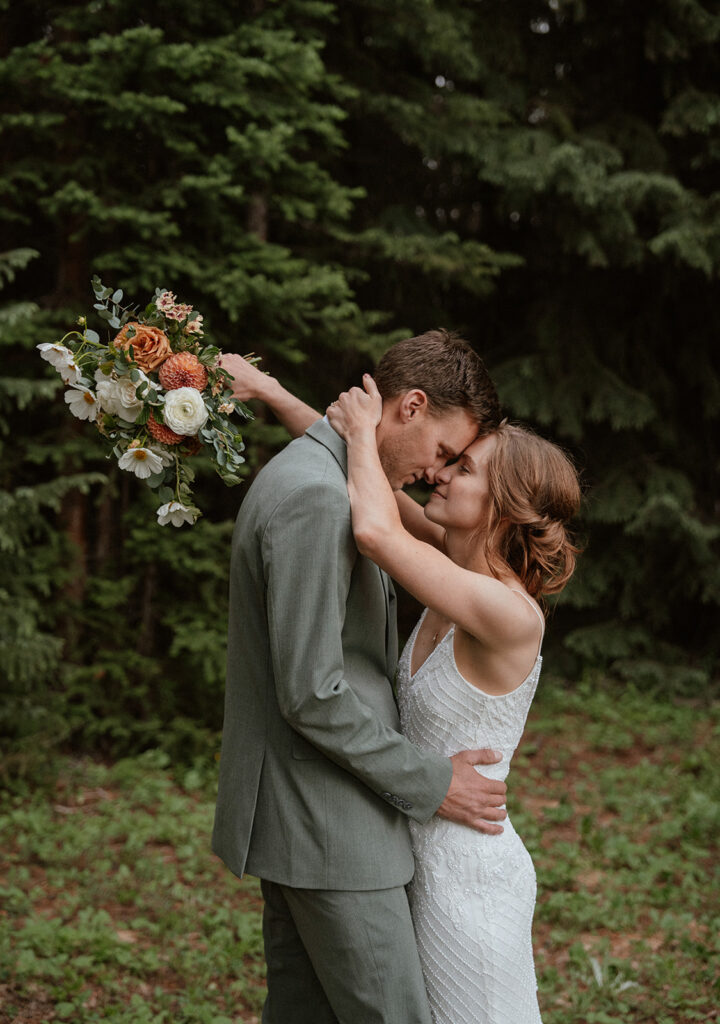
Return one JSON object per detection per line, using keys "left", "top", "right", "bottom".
{"left": 509, "top": 589, "right": 545, "bottom": 643}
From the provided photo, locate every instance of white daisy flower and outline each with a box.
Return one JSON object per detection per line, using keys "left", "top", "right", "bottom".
{"left": 64, "top": 384, "right": 98, "bottom": 422}
{"left": 38, "top": 342, "right": 72, "bottom": 368}
{"left": 156, "top": 501, "right": 195, "bottom": 527}
{"left": 38, "top": 343, "right": 81, "bottom": 384}
{"left": 117, "top": 447, "right": 164, "bottom": 479}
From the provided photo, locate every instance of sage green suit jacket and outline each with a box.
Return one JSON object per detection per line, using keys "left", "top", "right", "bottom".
{"left": 212, "top": 420, "right": 452, "bottom": 890}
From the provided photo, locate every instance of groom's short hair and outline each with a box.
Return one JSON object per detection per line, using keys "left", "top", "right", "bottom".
{"left": 374, "top": 329, "right": 500, "bottom": 433}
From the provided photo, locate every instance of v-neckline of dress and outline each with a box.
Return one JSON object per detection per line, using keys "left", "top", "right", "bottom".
{"left": 409, "top": 609, "right": 454, "bottom": 681}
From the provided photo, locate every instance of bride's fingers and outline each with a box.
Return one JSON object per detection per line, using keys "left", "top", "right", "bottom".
{"left": 362, "top": 373, "right": 381, "bottom": 399}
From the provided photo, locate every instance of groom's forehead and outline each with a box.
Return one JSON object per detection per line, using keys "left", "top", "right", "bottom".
{"left": 431, "top": 407, "right": 479, "bottom": 451}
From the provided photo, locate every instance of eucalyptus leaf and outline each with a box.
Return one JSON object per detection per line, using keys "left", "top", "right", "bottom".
{"left": 85, "top": 329, "right": 100, "bottom": 344}
{"left": 146, "top": 470, "right": 168, "bottom": 489}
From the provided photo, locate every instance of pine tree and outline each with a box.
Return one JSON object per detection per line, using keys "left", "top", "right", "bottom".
{"left": 0, "top": 0, "right": 378, "bottom": 756}
{"left": 319, "top": 0, "right": 720, "bottom": 687}
{"left": 0, "top": 248, "right": 105, "bottom": 776}
{"left": 2, "top": 0, "right": 717, "bottom": 774}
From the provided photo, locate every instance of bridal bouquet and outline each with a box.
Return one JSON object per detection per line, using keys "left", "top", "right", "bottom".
{"left": 38, "top": 278, "right": 251, "bottom": 526}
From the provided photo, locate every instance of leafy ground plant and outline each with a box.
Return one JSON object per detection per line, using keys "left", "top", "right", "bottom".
{"left": 1, "top": 683, "right": 718, "bottom": 1023}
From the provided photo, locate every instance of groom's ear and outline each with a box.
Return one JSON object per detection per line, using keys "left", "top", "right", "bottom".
{"left": 398, "top": 389, "right": 429, "bottom": 422}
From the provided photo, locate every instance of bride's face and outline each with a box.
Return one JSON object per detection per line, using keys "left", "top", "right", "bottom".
{"left": 424, "top": 434, "right": 497, "bottom": 533}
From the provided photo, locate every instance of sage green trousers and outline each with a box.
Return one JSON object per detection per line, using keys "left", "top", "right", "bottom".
{"left": 260, "top": 879, "right": 433, "bottom": 1024}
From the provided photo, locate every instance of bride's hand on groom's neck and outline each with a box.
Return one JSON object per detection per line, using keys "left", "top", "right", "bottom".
{"left": 327, "top": 374, "right": 383, "bottom": 442}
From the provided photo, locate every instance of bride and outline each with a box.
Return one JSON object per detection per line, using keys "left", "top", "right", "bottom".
{"left": 221, "top": 355, "right": 581, "bottom": 1024}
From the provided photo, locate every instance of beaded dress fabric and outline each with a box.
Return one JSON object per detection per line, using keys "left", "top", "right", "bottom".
{"left": 398, "top": 602, "right": 544, "bottom": 1024}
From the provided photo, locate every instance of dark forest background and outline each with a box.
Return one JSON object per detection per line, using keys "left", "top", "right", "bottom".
{"left": 2, "top": 0, "right": 719, "bottom": 778}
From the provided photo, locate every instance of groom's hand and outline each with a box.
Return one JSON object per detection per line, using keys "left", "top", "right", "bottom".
{"left": 437, "top": 749, "right": 507, "bottom": 835}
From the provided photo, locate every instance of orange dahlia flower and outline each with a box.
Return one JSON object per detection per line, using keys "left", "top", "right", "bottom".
{"left": 158, "top": 351, "right": 208, "bottom": 391}
{"left": 148, "top": 411, "right": 184, "bottom": 445}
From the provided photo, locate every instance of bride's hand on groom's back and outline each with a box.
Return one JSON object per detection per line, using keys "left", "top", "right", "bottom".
{"left": 437, "top": 749, "right": 508, "bottom": 835}
{"left": 327, "top": 374, "right": 382, "bottom": 440}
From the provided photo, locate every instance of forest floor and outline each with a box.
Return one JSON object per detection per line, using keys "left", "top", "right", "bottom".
{"left": 1, "top": 681, "right": 718, "bottom": 1024}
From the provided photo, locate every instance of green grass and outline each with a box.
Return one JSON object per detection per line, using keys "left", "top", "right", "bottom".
{"left": 1, "top": 682, "right": 718, "bottom": 1023}
{"left": 0, "top": 752, "right": 265, "bottom": 1023}
{"left": 513, "top": 680, "right": 720, "bottom": 1024}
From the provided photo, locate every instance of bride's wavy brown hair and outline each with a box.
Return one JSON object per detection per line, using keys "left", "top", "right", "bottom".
{"left": 481, "top": 424, "right": 582, "bottom": 600}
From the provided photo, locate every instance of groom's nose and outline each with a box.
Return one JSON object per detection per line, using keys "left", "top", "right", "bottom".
{"left": 423, "top": 460, "right": 444, "bottom": 485}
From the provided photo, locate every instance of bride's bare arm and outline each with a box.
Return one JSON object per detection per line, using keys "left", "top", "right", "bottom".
{"left": 327, "top": 377, "right": 535, "bottom": 650}
{"left": 219, "top": 353, "right": 320, "bottom": 439}
{"left": 395, "top": 490, "right": 445, "bottom": 549}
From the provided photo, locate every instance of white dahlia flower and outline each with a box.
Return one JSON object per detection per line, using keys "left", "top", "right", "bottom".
{"left": 162, "top": 387, "right": 208, "bottom": 435}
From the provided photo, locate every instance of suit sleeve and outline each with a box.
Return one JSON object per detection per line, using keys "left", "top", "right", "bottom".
{"left": 263, "top": 477, "right": 452, "bottom": 824}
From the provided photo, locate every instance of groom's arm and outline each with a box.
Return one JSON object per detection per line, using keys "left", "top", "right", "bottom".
{"left": 263, "top": 477, "right": 506, "bottom": 831}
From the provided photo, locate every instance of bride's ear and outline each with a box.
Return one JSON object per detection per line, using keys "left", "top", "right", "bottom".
{"left": 398, "top": 389, "right": 428, "bottom": 422}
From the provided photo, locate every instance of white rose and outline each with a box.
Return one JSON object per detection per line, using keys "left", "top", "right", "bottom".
{"left": 95, "top": 369, "right": 148, "bottom": 422}
{"left": 115, "top": 378, "right": 144, "bottom": 422}
{"left": 95, "top": 372, "right": 123, "bottom": 417}
{"left": 162, "top": 387, "right": 208, "bottom": 436}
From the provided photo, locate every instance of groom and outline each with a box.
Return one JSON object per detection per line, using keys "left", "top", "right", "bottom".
{"left": 213, "top": 330, "right": 507, "bottom": 1023}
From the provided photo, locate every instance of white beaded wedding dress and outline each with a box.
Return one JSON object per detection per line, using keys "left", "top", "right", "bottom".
{"left": 398, "top": 593, "right": 544, "bottom": 1024}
